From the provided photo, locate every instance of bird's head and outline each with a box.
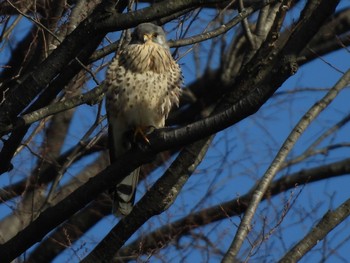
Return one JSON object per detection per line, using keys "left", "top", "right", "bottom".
{"left": 131, "top": 23, "right": 168, "bottom": 49}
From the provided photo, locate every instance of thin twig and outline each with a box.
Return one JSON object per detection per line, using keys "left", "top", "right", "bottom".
{"left": 282, "top": 143, "right": 350, "bottom": 169}
{"left": 1, "top": 14, "right": 22, "bottom": 40}
{"left": 238, "top": 0, "right": 256, "bottom": 49}
{"left": 6, "top": 0, "right": 61, "bottom": 43}
{"left": 282, "top": 113, "right": 350, "bottom": 169}
{"left": 168, "top": 0, "right": 275, "bottom": 47}
{"left": 45, "top": 114, "right": 106, "bottom": 205}
{"left": 74, "top": 58, "right": 101, "bottom": 85}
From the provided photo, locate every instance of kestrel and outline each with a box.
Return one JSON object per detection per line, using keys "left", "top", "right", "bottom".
{"left": 105, "top": 23, "right": 182, "bottom": 215}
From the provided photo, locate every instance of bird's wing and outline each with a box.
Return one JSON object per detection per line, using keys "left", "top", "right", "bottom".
{"left": 105, "top": 51, "right": 141, "bottom": 216}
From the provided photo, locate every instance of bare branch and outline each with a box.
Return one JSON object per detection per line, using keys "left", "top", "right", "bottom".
{"left": 82, "top": 136, "right": 214, "bottom": 262}
{"left": 169, "top": 1, "right": 276, "bottom": 48}
{"left": 279, "top": 198, "right": 350, "bottom": 262}
{"left": 0, "top": 84, "right": 105, "bottom": 133}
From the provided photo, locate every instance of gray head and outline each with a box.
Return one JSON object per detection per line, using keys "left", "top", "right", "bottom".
{"left": 131, "top": 23, "right": 168, "bottom": 48}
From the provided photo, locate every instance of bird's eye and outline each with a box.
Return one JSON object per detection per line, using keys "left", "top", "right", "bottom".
{"left": 153, "top": 33, "right": 158, "bottom": 38}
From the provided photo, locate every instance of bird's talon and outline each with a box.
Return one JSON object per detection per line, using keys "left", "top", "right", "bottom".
{"left": 145, "top": 126, "right": 156, "bottom": 135}
{"left": 133, "top": 126, "right": 154, "bottom": 144}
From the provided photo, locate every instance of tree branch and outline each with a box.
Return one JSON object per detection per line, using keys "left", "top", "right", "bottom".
{"left": 279, "top": 197, "right": 350, "bottom": 262}
{"left": 82, "top": 136, "right": 214, "bottom": 262}
{"left": 0, "top": 83, "right": 105, "bottom": 134}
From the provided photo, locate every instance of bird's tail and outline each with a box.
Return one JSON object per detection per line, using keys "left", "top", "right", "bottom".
{"left": 112, "top": 167, "right": 140, "bottom": 216}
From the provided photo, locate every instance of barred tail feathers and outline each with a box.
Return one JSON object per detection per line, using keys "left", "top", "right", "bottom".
{"left": 112, "top": 167, "right": 140, "bottom": 216}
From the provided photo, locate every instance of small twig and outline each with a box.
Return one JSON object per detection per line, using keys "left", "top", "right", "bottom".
{"left": 15, "top": 116, "right": 52, "bottom": 157}
{"left": 45, "top": 114, "right": 106, "bottom": 205}
{"left": 6, "top": 0, "right": 61, "bottom": 43}
{"left": 282, "top": 113, "right": 350, "bottom": 169}
{"left": 172, "top": 8, "right": 201, "bottom": 57}
{"left": 74, "top": 58, "right": 100, "bottom": 85}
{"left": 238, "top": 0, "right": 256, "bottom": 49}
{"left": 1, "top": 14, "right": 22, "bottom": 41}
{"left": 89, "top": 41, "right": 120, "bottom": 62}
{"left": 306, "top": 47, "right": 345, "bottom": 74}
{"left": 168, "top": 0, "right": 275, "bottom": 48}
{"left": 282, "top": 143, "right": 350, "bottom": 169}
{"left": 1, "top": 87, "right": 9, "bottom": 105}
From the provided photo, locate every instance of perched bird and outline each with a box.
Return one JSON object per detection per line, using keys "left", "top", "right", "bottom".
{"left": 105, "top": 23, "right": 182, "bottom": 215}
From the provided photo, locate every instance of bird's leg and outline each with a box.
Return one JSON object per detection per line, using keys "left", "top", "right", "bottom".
{"left": 122, "top": 130, "right": 134, "bottom": 151}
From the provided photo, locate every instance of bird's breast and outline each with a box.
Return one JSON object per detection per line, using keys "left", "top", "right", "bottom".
{"left": 106, "top": 42, "right": 180, "bottom": 129}
{"left": 124, "top": 43, "right": 172, "bottom": 73}
{"left": 111, "top": 68, "right": 170, "bottom": 128}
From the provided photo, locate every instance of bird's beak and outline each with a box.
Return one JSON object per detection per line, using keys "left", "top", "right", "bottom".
{"left": 143, "top": 33, "right": 153, "bottom": 43}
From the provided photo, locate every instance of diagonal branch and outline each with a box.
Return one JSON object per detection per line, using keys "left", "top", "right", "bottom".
{"left": 0, "top": 83, "right": 105, "bottom": 133}
{"left": 169, "top": 0, "right": 276, "bottom": 47}
{"left": 279, "top": 197, "right": 350, "bottom": 262}
{"left": 222, "top": 64, "right": 349, "bottom": 261}
{"left": 0, "top": 147, "right": 151, "bottom": 262}
{"left": 82, "top": 136, "right": 214, "bottom": 262}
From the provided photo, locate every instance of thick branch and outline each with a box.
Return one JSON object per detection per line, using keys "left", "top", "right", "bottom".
{"left": 0, "top": 34, "right": 103, "bottom": 174}
{"left": 82, "top": 136, "right": 214, "bottom": 262}
{"left": 0, "top": 147, "right": 150, "bottom": 261}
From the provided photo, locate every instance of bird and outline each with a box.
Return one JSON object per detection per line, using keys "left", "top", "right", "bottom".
{"left": 105, "top": 23, "right": 182, "bottom": 216}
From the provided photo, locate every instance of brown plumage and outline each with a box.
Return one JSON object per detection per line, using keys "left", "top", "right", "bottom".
{"left": 105, "top": 23, "right": 182, "bottom": 215}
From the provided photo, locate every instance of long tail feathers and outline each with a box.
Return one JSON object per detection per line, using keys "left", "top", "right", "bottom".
{"left": 112, "top": 167, "right": 140, "bottom": 216}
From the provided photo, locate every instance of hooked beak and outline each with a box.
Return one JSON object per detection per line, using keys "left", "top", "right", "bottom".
{"left": 143, "top": 33, "right": 153, "bottom": 43}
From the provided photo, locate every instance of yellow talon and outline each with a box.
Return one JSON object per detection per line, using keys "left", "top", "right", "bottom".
{"left": 134, "top": 126, "right": 151, "bottom": 144}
